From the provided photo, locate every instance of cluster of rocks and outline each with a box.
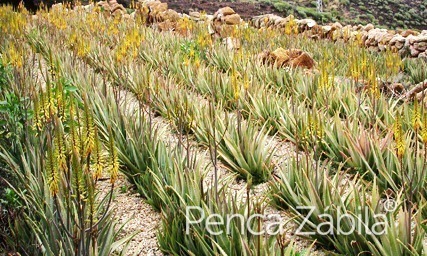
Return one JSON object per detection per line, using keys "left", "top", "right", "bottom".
{"left": 362, "top": 28, "right": 427, "bottom": 58}
{"left": 95, "top": 0, "right": 127, "bottom": 17}
{"left": 251, "top": 14, "right": 427, "bottom": 59}
{"left": 209, "top": 7, "right": 242, "bottom": 38}
{"left": 137, "top": 0, "right": 180, "bottom": 23}
{"left": 63, "top": 0, "right": 426, "bottom": 60}
{"left": 258, "top": 48, "right": 316, "bottom": 70}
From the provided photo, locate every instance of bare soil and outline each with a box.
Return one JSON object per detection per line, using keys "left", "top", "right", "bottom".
{"left": 162, "top": 0, "right": 283, "bottom": 20}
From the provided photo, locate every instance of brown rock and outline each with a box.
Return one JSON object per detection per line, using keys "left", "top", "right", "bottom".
{"left": 364, "top": 23, "right": 375, "bottom": 32}
{"left": 289, "top": 52, "right": 316, "bottom": 69}
{"left": 262, "top": 48, "right": 316, "bottom": 69}
{"left": 147, "top": 1, "right": 168, "bottom": 14}
{"left": 270, "top": 47, "right": 291, "bottom": 66}
{"left": 215, "top": 6, "right": 235, "bottom": 17}
{"left": 414, "top": 36, "right": 427, "bottom": 43}
{"left": 400, "top": 29, "right": 419, "bottom": 37}
{"left": 379, "top": 33, "right": 394, "bottom": 44}
{"left": 410, "top": 46, "right": 420, "bottom": 57}
{"left": 222, "top": 13, "right": 241, "bottom": 25}
{"left": 158, "top": 9, "right": 180, "bottom": 22}
{"left": 331, "top": 22, "right": 343, "bottom": 30}
{"left": 414, "top": 42, "right": 427, "bottom": 52}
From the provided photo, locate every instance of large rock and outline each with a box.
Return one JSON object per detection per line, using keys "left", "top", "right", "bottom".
{"left": 157, "top": 9, "right": 180, "bottom": 22}
{"left": 298, "top": 18, "right": 316, "bottom": 28}
{"left": 222, "top": 13, "right": 241, "bottom": 25}
{"left": 211, "top": 7, "right": 241, "bottom": 38}
{"left": 146, "top": 1, "right": 168, "bottom": 14}
{"left": 414, "top": 42, "right": 427, "bottom": 52}
{"left": 410, "top": 46, "right": 420, "bottom": 57}
{"left": 414, "top": 36, "right": 427, "bottom": 44}
{"left": 389, "top": 34, "right": 406, "bottom": 50}
{"left": 260, "top": 48, "right": 316, "bottom": 69}
{"left": 400, "top": 29, "right": 419, "bottom": 37}
{"left": 96, "top": 0, "right": 126, "bottom": 17}
{"left": 364, "top": 23, "right": 375, "bottom": 32}
{"left": 214, "top": 6, "right": 235, "bottom": 18}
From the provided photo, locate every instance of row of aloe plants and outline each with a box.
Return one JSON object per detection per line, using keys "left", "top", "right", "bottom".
{"left": 30, "top": 10, "right": 277, "bottom": 187}
{"left": 25, "top": 10, "right": 312, "bottom": 255}
{"left": 0, "top": 19, "right": 131, "bottom": 255}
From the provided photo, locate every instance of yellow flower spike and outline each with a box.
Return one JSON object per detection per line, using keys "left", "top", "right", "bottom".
{"left": 243, "top": 74, "right": 250, "bottom": 90}
{"left": 393, "top": 114, "right": 405, "bottom": 159}
{"left": 422, "top": 114, "right": 427, "bottom": 145}
{"left": 93, "top": 129, "right": 103, "bottom": 181}
{"left": 47, "top": 137, "right": 59, "bottom": 196}
{"left": 412, "top": 100, "right": 421, "bottom": 131}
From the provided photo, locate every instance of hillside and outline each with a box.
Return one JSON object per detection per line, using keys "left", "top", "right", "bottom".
{"left": 162, "top": 0, "right": 427, "bottom": 30}
{"left": 4, "top": 0, "right": 426, "bottom": 29}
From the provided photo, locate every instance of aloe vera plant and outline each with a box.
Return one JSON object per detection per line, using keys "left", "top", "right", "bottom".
{"left": 270, "top": 155, "right": 425, "bottom": 255}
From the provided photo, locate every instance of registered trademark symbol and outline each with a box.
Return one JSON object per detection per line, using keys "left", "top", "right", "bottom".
{"left": 383, "top": 199, "right": 397, "bottom": 212}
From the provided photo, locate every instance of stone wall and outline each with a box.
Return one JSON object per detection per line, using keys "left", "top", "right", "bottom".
{"left": 62, "top": 0, "right": 427, "bottom": 59}
{"left": 251, "top": 14, "right": 427, "bottom": 58}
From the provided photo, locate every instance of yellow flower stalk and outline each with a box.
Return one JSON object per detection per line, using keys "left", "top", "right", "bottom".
{"left": 393, "top": 115, "right": 405, "bottom": 159}
{"left": 368, "top": 64, "right": 380, "bottom": 99}
{"left": 83, "top": 101, "right": 95, "bottom": 158}
{"left": 231, "top": 69, "right": 240, "bottom": 101}
{"left": 55, "top": 118, "right": 68, "bottom": 174}
{"left": 422, "top": 113, "right": 427, "bottom": 145}
{"left": 93, "top": 128, "right": 103, "bottom": 181}
{"left": 412, "top": 100, "right": 421, "bottom": 131}
{"left": 47, "top": 139, "right": 59, "bottom": 196}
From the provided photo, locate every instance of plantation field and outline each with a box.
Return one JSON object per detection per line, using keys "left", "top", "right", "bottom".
{"left": 1, "top": 2, "right": 427, "bottom": 256}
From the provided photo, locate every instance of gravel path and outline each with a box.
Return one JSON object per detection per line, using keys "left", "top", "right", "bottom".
{"left": 98, "top": 176, "right": 163, "bottom": 255}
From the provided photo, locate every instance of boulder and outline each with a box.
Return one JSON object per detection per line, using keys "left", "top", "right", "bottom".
{"left": 146, "top": 1, "right": 168, "bottom": 14}
{"left": 261, "top": 48, "right": 316, "bottom": 69}
{"left": 157, "top": 9, "right": 180, "bottom": 22}
{"left": 289, "top": 51, "right": 316, "bottom": 69}
{"left": 189, "top": 11, "right": 201, "bottom": 21}
{"left": 298, "top": 18, "right": 316, "bottom": 28}
{"left": 414, "top": 36, "right": 427, "bottom": 44}
{"left": 211, "top": 7, "right": 241, "bottom": 37}
{"left": 96, "top": 0, "right": 126, "bottom": 17}
{"left": 222, "top": 13, "right": 241, "bottom": 25}
{"left": 414, "top": 42, "right": 427, "bottom": 52}
{"left": 400, "top": 29, "right": 419, "bottom": 37}
{"left": 410, "top": 46, "right": 420, "bottom": 57}
{"left": 364, "top": 23, "right": 375, "bottom": 32}
{"left": 270, "top": 47, "right": 291, "bottom": 66}
{"left": 331, "top": 22, "right": 343, "bottom": 30}
{"left": 214, "top": 6, "right": 235, "bottom": 18}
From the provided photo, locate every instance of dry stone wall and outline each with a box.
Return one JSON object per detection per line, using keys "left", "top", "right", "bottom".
{"left": 57, "top": 0, "right": 427, "bottom": 59}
